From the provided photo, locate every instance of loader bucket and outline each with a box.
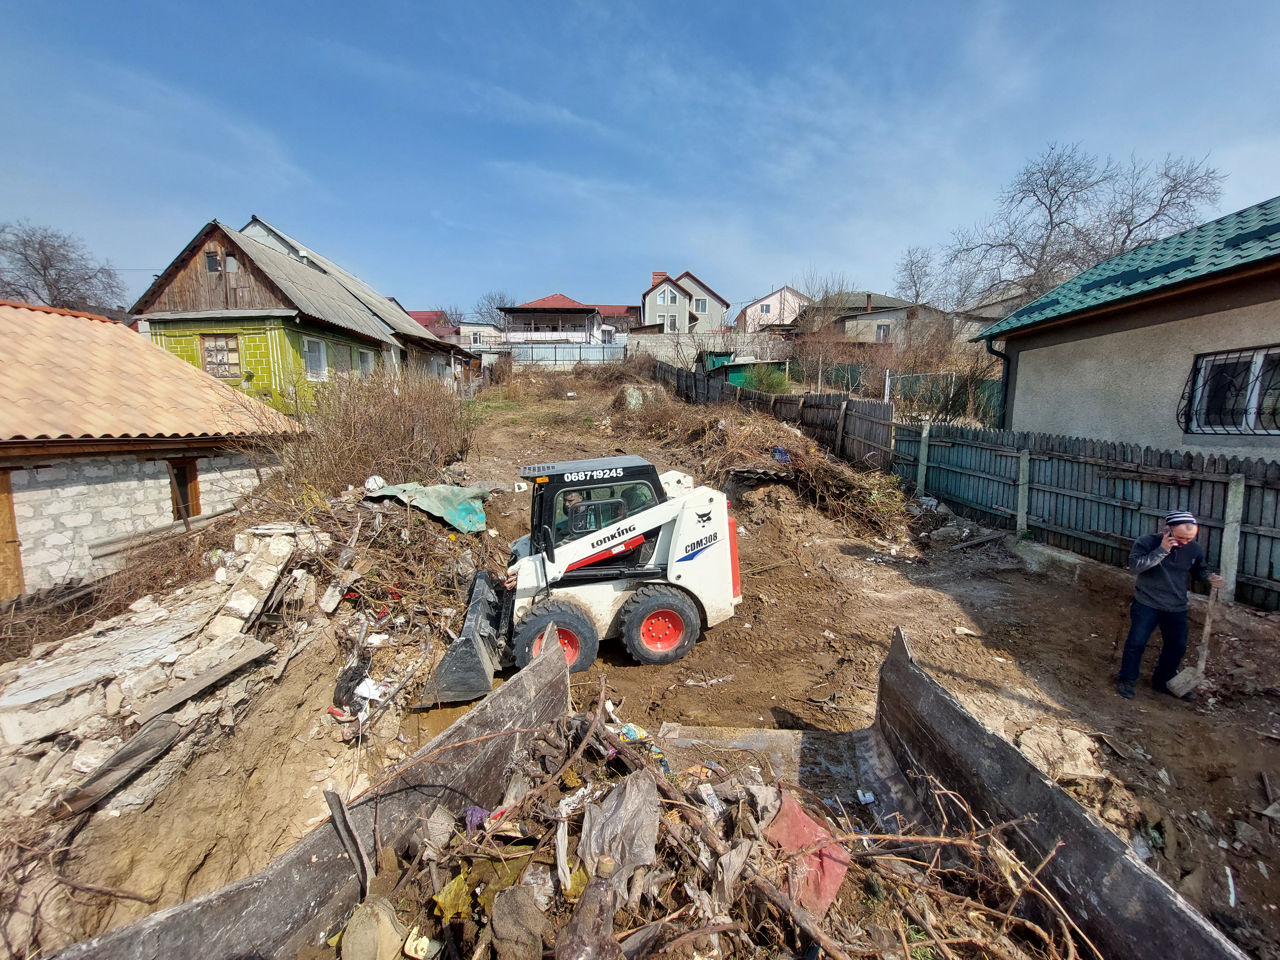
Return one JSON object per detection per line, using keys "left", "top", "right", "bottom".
{"left": 420, "top": 571, "right": 505, "bottom": 705}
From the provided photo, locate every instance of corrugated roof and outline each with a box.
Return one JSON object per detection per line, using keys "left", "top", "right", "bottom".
{"left": 240, "top": 218, "right": 444, "bottom": 347}
{"left": 0, "top": 300, "right": 293, "bottom": 443}
{"left": 218, "top": 225, "right": 400, "bottom": 346}
{"left": 980, "top": 196, "right": 1280, "bottom": 339}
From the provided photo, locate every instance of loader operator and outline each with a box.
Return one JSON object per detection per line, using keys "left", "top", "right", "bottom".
{"left": 1116, "top": 511, "right": 1224, "bottom": 701}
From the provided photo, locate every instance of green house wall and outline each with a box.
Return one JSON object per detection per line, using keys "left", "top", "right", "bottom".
{"left": 148, "top": 317, "right": 383, "bottom": 398}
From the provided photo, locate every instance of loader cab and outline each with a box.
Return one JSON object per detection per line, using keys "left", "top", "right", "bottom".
{"left": 520, "top": 456, "right": 666, "bottom": 556}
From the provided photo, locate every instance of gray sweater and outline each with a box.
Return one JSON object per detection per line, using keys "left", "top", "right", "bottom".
{"left": 1128, "top": 533, "right": 1212, "bottom": 612}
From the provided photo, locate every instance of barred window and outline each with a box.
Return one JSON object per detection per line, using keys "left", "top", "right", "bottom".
{"left": 1179, "top": 344, "right": 1280, "bottom": 434}
{"left": 200, "top": 334, "right": 241, "bottom": 378}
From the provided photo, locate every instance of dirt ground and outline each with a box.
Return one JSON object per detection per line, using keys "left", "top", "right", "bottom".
{"left": 26, "top": 382, "right": 1280, "bottom": 958}
{"left": 465, "top": 386, "right": 1280, "bottom": 957}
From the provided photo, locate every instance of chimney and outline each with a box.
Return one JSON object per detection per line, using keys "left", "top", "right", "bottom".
{"left": 865, "top": 292, "right": 872, "bottom": 313}
{"left": 652, "top": 271, "right": 668, "bottom": 287}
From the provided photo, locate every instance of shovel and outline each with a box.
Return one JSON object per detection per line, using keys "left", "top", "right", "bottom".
{"left": 1168, "top": 586, "right": 1218, "bottom": 698}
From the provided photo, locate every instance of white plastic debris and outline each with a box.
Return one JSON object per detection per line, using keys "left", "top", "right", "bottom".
{"left": 364, "top": 475, "right": 387, "bottom": 493}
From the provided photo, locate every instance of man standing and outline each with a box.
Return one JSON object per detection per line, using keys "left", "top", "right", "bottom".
{"left": 1117, "top": 511, "right": 1225, "bottom": 700}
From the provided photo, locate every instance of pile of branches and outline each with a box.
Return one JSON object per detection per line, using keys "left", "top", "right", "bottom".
{"left": 368, "top": 682, "right": 1096, "bottom": 960}
{"left": 613, "top": 398, "right": 908, "bottom": 536}
{"left": 274, "top": 490, "right": 510, "bottom": 638}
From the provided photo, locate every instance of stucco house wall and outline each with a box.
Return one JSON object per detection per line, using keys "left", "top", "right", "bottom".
{"left": 678, "top": 275, "right": 728, "bottom": 329}
{"left": 1005, "top": 275, "right": 1280, "bottom": 458}
{"left": 739, "top": 287, "right": 811, "bottom": 333}
{"left": 643, "top": 281, "right": 692, "bottom": 333}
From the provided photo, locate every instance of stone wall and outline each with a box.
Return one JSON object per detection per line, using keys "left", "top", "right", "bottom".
{"left": 10, "top": 451, "right": 262, "bottom": 592}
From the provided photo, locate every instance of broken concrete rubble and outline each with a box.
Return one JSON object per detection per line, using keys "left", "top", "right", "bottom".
{"left": 0, "top": 529, "right": 313, "bottom": 818}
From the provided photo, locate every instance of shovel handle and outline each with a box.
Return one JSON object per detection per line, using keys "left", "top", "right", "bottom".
{"left": 1193, "top": 586, "right": 1218, "bottom": 673}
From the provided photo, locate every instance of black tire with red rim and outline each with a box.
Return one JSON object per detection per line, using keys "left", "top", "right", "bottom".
{"left": 512, "top": 600, "right": 600, "bottom": 673}
{"left": 619, "top": 585, "right": 701, "bottom": 665}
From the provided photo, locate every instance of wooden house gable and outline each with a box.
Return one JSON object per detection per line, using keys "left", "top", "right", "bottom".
{"left": 138, "top": 226, "right": 293, "bottom": 316}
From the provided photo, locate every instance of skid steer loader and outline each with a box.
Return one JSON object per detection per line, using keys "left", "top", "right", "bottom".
{"left": 427, "top": 455, "right": 742, "bottom": 704}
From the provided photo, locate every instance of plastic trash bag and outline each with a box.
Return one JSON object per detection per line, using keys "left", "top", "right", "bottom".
{"left": 578, "top": 772, "right": 661, "bottom": 897}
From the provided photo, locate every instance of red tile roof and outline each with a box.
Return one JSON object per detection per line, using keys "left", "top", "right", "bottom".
{"left": 407, "top": 310, "right": 448, "bottom": 326}
{"left": 591, "top": 304, "right": 640, "bottom": 317}
{"left": 407, "top": 310, "right": 457, "bottom": 336}
{"left": 511, "top": 293, "right": 593, "bottom": 310}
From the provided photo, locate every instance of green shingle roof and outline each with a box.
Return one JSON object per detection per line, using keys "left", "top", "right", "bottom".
{"left": 978, "top": 195, "right": 1280, "bottom": 340}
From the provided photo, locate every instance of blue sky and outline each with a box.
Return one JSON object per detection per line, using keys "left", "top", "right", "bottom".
{"left": 2, "top": 1, "right": 1277, "bottom": 316}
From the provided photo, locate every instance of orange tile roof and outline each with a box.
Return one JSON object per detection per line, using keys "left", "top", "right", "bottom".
{"left": 0, "top": 299, "right": 294, "bottom": 443}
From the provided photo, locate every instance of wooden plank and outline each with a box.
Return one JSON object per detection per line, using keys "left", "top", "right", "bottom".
{"left": 0, "top": 470, "right": 24, "bottom": 602}
{"left": 57, "top": 717, "right": 184, "bottom": 816}
{"left": 51, "top": 644, "right": 572, "bottom": 960}
{"left": 877, "top": 631, "right": 1249, "bottom": 960}
{"left": 134, "top": 640, "right": 277, "bottom": 727}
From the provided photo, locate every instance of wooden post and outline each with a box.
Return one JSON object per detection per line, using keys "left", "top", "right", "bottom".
{"left": 834, "top": 399, "right": 850, "bottom": 458}
{"left": 165, "top": 460, "right": 193, "bottom": 533}
{"left": 915, "top": 419, "right": 930, "bottom": 495}
{"left": 1016, "top": 449, "right": 1030, "bottom": 536}
{"left": 1218, "top": 473, "right": 1246, "bottom": 602}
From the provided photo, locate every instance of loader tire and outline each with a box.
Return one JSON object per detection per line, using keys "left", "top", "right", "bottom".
{"left": 512, "top": 600, "right": 600, "bottom": 673}
{"left": 619, "top": 586, "right": 700, "bottom": 666}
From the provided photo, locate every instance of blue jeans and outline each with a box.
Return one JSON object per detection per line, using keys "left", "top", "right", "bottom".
{"left": 1119, "top": 600, "right": 1188, "bottom": 688}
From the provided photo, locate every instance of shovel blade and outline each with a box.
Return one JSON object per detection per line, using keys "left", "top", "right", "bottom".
{"left": 419, "top": 572, "right": 504, "bottom": 705}
{"left": 1165, "top": 668, "right": 1202, "bottom": 698}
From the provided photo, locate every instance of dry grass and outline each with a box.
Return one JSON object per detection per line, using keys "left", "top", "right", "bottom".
{"left": 242, "top": 368, "right": 475, "bottom": 511}
{"left": 614, "top": 396, "right": 909, "bottom": 535}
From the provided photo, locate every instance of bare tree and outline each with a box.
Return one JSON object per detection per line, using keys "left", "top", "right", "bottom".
{"left": 435, "top": 304, "right": 467, "bottom": 327}
{"left": 902, "top": 144, "right": 1223, "bottom": 314}
{"left": 0, "top": 220, "right": 126, "bottom": 311}
{"left": 892, "top": 246, "right": 936, "bottom": 305}
{"left": 794, "top": 269, "right": 857, "bottom": 335}
{"left": 473, "top": 290, "right": 516, "bottom": 332}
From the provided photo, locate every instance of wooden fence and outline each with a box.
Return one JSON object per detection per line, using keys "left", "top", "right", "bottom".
{"left": 655, "top": 361, "right": 1280, "bottom": 611}
{"left": 661, "top": 363, "right": 894, "bottom": 469}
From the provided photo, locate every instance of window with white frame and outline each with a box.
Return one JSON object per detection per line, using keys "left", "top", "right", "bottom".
{"left": 1179, "top": 344, "right": 1280, "bottom": 434}
{"left": 665, "top": 315, "right": 677, "bottom": 333}
{"left": 471, "top": 331, "right": 483, "bottom": 345}
{"left": 358, "top": 349, "right": 377, "bottom": 378}
{"left": 667, "top": 289, "right": 679, "bottom": 304}
{"left": 875, "top": 324, "right": 891, "bottom": 343}
{"left": 302, "top": 337, "right": 328, "bottom": 381}
{"left": 695, "top": 298, "right": 707, "bottom": 313}
{"left": 761, "top": 303, "right": 771, "bottom": 314}
{"left": 657, "top": 290, "right": 667, "bottom": 305}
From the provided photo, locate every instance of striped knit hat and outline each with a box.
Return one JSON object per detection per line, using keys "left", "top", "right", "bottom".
{"left": 1165, "top": 511, "right": 1197, "bottom": 526}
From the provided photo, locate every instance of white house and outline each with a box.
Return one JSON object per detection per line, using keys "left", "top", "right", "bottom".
{"left": 733, "top": 285, "right": 812, "bottom": 333}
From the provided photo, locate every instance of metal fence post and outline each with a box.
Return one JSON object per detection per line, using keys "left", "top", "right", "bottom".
{"left": 915, "top": 419, "right": 930, "bottom": 494}
{"left": 1219, "top": 473, "right": 1246, "bottom": 602}
{"left": 1016, "top": 449, "right": 1030, "bottom": 536}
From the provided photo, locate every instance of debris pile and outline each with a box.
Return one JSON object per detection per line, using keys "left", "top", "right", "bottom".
{"left": 339, "top": 685, "right": 1095, "bottom": 960}
{"left": 612, "top": 398, "right": 909, "bottom": 536}
{"left": 0, "top": 483, "right": 510, "bottom": 955}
